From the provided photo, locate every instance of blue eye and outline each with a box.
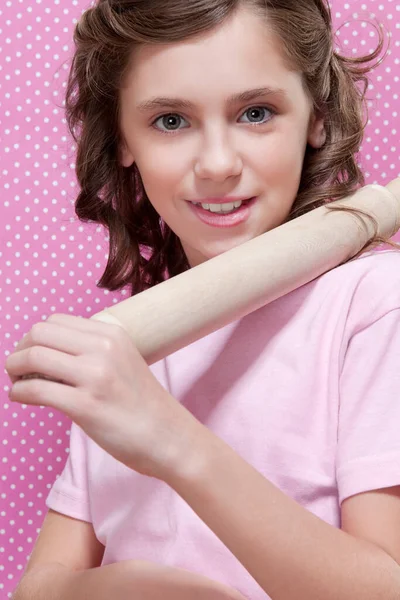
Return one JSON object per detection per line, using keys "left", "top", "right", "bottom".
{"left": 239, "top": 106, "right": 274, "bottom": 124}
{"left": 152, "top": 114, "right": 189, "bottom": 133}
{"left": 151, "top": 106, "right": 275, "bottom": 135}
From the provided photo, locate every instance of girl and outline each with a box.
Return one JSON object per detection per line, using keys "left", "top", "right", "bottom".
{"left": 7, "top": 1, "right": 400, "bottom": 599}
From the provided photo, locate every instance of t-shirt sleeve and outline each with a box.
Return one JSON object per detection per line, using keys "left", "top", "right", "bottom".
{"left": 337, "top": 307, "right": 400, "bottom": 505}
{"left": 45, "top": 420, "right": 92, "bottom": 522}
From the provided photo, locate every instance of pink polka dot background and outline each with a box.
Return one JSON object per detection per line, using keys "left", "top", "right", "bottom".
{"left": 1, "top": 0, "right": 399, "bottom": 596}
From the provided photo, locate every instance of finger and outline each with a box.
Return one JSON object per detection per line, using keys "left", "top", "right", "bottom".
{"left": 48, "top": 313, "right": 127, "bottom": 337}
{"left": 7, "top": 318, "right": 126, "bottom": 385}
{"left": 6, "top": 325, "right": 92, "bottom": 385}
{"left": 6, "top": 314, "right": 131, "bottom": 387}
{"left": 13, "top": 313, "right": 126, "bottom": 354}
{"left": 6, "top": 345, "right": 82, "bottom": 387}
{"left": 12, "top": 323, "right": 92, "bottom": 358}
{"left": 8, "top": 377, "right": 91, "bottom": 423}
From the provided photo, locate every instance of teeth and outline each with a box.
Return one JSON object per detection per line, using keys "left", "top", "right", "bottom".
{"left": 195, "top": 200, "right": 243, "bottom": 213}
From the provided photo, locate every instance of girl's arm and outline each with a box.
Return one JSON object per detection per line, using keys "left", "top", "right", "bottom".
{"left": 164, "top": 422, "right": 400, "bottom": 600}
{"left": 14, "top": 560, "right": 248, "bottom": 600}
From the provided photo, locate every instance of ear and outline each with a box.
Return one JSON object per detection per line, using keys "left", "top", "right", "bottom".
{"left": 307, "top": 112, "right": 326, "bottom": 148}
{"left": 120, "top": 140, "right": 135, "bottom": 168}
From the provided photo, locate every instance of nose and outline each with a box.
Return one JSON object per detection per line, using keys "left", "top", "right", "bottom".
{"left": 194, "top": 129, "right": 243, "bottom": 183}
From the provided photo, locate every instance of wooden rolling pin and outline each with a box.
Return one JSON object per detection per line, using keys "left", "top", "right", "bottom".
{"left": 88, "top": 180, "right": 400, "bottom": 365}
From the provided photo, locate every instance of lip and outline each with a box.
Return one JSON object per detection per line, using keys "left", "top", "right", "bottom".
{"left": 187, "top": 196, "right": 257, "bottom": 228}
{"left": 187, "top": 196, "right": 252, "bottom": 205}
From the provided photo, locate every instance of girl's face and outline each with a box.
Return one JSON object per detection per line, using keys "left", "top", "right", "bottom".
{"left": 119, "top": 6, "right": 326, "bottom": 268}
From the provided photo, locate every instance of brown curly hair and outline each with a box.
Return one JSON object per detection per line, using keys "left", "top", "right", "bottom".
{"left": 65, "top": 0, "right": 400, "bottom": 296}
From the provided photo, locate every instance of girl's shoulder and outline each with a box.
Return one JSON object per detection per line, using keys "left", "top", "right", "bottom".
{"left": 320, "top": 248, "right": 400, "bottom": 331}
{"left": 344, "top": 247, "right": 400, "bottom": 271}
{"left": 335, "top": 247, "right": 400, "bottom": 293}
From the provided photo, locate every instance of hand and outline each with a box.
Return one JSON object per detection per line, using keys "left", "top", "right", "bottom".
{"left": 5, "top": 313, "right": 199, "bottom": 480}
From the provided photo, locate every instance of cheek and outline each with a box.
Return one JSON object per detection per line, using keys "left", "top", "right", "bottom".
{"left": 253, "top": 133, "right": 307, "bottom": 219}
{"left": 136, "top": 146, "right": 188, "bottom": 195}
{"left": 258, "top": 134, "right": 306, "bottom": 186}
{"left": 258, "top": 148, "right": 304, "bottom": 190}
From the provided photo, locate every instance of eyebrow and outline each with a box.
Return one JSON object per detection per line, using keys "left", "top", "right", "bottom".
{"left": 136, "top": 86, "right": 288, "bottom": 113}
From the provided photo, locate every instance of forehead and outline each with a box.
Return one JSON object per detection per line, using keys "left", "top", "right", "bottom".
{"left": 121, "top": 7, "right": 304, "bottom": 102}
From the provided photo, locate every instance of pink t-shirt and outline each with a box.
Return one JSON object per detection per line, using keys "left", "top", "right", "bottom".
{"left": 46, "top": 249, "right": 400, "bottom": 600}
